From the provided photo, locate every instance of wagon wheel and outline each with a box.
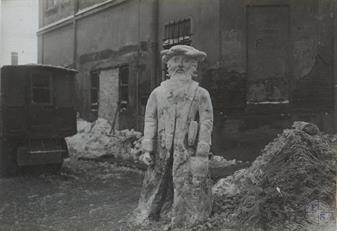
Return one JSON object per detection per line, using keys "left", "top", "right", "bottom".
{"left": 41, "top": 138, "right": 67, "bottom": 174}
{"left": 45, "top": 160, "right": 64, "bottom": 174}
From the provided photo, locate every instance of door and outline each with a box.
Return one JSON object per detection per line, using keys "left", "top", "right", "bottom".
{"left": 247, "top": 5, "right": 289, "bottom": 104}
{"left": 98, "top": 68, "right": 119, "bottom": 127}
{"left": 29, "top": 71, "right": 54, "bottom": 136}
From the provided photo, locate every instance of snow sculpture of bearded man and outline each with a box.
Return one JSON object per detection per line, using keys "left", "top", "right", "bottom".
{"left": 132, "top": 45, "right": 213, "bottom": 228}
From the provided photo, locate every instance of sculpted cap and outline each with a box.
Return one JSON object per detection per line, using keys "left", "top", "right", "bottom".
{"left": 161, "top": 45, "right": 207, "bottom": 63}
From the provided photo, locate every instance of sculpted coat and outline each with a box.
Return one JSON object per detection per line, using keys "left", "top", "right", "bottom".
{"left": 134, "top": 78, "right": 213, "bottom": 227}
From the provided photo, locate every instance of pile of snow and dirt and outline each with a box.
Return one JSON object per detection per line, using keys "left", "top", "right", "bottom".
{"left": 205, "top": 121, "right": 336, "bottom": 231}
{"left": 209, "top": 155, "right": 250, "bottom": 181}
{"left": 66, "top": 118, "right": 143, "bottom": 162}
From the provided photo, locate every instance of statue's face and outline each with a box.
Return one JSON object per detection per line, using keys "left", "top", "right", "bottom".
{"left": 167, "top": 55, "right": 198, "bottom": 80}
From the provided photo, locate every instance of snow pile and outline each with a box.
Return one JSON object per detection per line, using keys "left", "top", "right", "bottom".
{"left": 66, "top": 118, "right": 142, "bottom": 161}
{"left": 209, "top": 155, "right": 250, "bottom": 181}
{"left": 210, "top": 155, "right": 246, "bottom": 169}
{"left": 207, "top": 121, "right": 336, "bottom": 231}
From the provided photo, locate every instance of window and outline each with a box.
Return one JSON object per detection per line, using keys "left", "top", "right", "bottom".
{"left": 90, "top": 72, "right": 99, "bottom": 116}
{"left": 119, "top": 66, "right": 129, "bottom": 110}
{"left": 31, "top": 73, "right": 52, "bottom": 104}
{"left": 46, "top": 0, "right": 58, "bottom": 10}
{"left": 11, "top": 52, "right": 18, "bottom": 65}
{"left": 163, "top": 19, "right": 192, "bottom": 79}
{"left": 163, "top": 18, "right": 192, "bottom": 49}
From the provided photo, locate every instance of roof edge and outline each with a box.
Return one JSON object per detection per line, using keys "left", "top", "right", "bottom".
{"left": 1, "top": 64, "right": 78, "bottom": 73}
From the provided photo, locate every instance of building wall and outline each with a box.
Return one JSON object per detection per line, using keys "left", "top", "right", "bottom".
{"left": 38, "top": 0, "right": 337, "bottom": 160}
{"left": 207, "top": 0, "right": 336, "bottom": 160}
{"left": 38, "top": 0, "right": 220, "bottom": 126}
{"left": 217, "top": 0, "right": 334, "bottom": 113}
{"left": 41, "top": 0, "right": 74, "bottom": 26}
{"left": 75, "top": 0, "right": 155, "bottom": 126}
{"left": 43, "top": 24, "right": 74, "bottom": 66}
{"left": 1, "top": 0, "right": 38, "bottom": 66}
{"left": 158, "top": 0, "right": 220, "bottom": 66}
{"left": 78, "top": 0, "right": 109, "bottom": 10}
{"left": 38, "top": 0, "right": 156, "bottom": 129}
{"left": 76, "top": 0, "right": 153, "bottom": 56}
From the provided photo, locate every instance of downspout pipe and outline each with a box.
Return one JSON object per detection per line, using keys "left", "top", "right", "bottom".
{"left": 153, "top": 0, "right": 159, "bottom": 88}
{"left": 333, "top": 0, "right": 337, "bottom": 132}
{"left": 73, "top": 0, "right": 79, "bottom": 68}
{"left": 136, "top": 0, "right": 141, "bottom": 130}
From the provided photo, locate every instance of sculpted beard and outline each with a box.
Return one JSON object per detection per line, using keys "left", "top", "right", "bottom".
{"left": 167, "top": 60, "right": 198, "bottom": 81}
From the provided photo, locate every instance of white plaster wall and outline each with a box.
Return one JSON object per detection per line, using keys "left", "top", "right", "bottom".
{"left": 98, "top": 68, "right": 119, "bottom": 126}
{"left": 1, "top": 0, "right": 38, "bottom": 66}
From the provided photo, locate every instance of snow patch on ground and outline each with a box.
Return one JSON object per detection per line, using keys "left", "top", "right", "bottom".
{"left": 210, "top": 155, "right": 245, "bottom": 168}
{"left": 65, "top": 118, "right": 142, "bottom": 161}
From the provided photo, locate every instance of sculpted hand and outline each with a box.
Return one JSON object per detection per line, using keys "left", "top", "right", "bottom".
{"left": 141, "top": 152, "right": 154, "bottom": 166}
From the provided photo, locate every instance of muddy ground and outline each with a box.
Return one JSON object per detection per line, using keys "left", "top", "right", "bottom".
{"left": 0, "top": 158, "right": 143, "bottom": 231}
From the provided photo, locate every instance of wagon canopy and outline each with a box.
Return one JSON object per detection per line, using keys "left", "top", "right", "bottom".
{"left": 1, "top": 64, "right": 78, "bottom": 74}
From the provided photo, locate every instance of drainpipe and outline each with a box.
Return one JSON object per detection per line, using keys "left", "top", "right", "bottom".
{"left": 72, "top": 0, "right": 80, "bottom": 117}
{"left": 153, "top": 0, "right": 159, "bottom": 88}
{"left": 73, "top": 0, "right": 79, "bottom": 68}
{"left": 136, "top": 0, "right": 141, "bottom": 130}
{"left": 38, "top": 0, "right": 44, "bottom": 64}
{"left": 0, "top": 0, "right": 2, "bottom": 66}
{"left": 333, "top": 0, "right": 337, "bottom": 132}
{"left": 334, "top": 0, "right": 337, "bottom": 220}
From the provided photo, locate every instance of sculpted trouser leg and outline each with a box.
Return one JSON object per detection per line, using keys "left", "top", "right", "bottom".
{"left": 158, "top": 150, "right": 174, "bottom": 221}
{"left": 134, "top": 146, "right": 174, "bottom": 224}
{"left": 171, "top": 148, "right": 192, "bottom": 226}
{"left": 171, "top": 150, "right": 212, "bottom": 227}
{"left": 149, "top": 150, "right": 173, "bottom": 221}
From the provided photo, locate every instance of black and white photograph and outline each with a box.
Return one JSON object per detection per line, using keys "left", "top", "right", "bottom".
{"left": 0, "top": 0, "right": 336, "bottom": 230}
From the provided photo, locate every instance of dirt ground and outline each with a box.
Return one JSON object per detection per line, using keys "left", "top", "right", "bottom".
{"left": 0, "top": 158, "right": 144, "bottom": 231}
{"left": 1, "top": 121, "right": 335, "bottom": 231}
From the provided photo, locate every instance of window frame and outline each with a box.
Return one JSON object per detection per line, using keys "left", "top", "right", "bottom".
{"left": 90, "top": 71, "right": 100, "bottom": 116}
{"left": 163, "top": 18, "right": 192, "bottom": 49}
{"left": 119, "top": 65, "right": 129, "bottom": 109}
{"left": 45, "top": 0, "right": 57, "bottom": 11}
{"left": 30, "top": 71, "right": 53, "bottom": 106}
{"left": 162, "top": 18, "right": 193, "bottom": 79}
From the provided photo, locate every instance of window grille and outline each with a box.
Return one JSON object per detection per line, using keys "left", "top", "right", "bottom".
{"left": 163, "top": 18, "right": 192, "bottom": 49}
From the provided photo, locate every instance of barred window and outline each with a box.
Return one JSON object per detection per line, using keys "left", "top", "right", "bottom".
{"left": 163, "top": 18, "right": 192, "bottom": 49}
